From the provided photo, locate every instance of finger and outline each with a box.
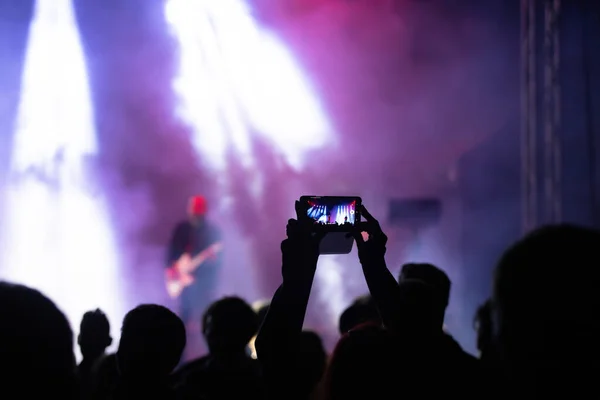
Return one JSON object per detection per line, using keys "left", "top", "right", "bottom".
{"left": 349, "top": 226, "right": 366, "bottom": 246}
{"left": 355, "top": 221, "right": 369, "bottom": 231}
{"left": 295, "top": 200, "right": 309, "bottom": 221}
{"left": 360, "top": 205, "right": 378, "bottom": 224}
{"left": 286, "top": 219, "right": 299, "bottom": 238}
{"left": 360, "top": 205, "right": 383, "bottom": 235}
{"left": 353, "top": 221, "right": 371, "bottom": 239}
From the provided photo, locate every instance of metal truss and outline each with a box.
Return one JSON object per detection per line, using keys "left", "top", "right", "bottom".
{"left": 521, "top": 0, "right": 561, "bottom": 233}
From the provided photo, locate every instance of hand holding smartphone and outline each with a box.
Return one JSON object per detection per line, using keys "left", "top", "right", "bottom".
{"left": 298, "top": 196, "right": 362, "bottom": 254}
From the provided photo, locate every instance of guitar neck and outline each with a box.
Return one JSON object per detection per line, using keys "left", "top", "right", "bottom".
{"left": 187, "top": 244, "right": 221, "bottom": 273}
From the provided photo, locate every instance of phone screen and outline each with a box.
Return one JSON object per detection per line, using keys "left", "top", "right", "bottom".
{"left": 300, "top": 196, "right": 361, "bottom": 230}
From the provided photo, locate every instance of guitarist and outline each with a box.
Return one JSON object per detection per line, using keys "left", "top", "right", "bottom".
{"left": 166, "top": 195, "right": 222, "bottom": 345}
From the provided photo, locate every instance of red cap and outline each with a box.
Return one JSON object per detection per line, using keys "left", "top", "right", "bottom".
{"left": 188, "top": 195, "right": 207, "bottom": 216}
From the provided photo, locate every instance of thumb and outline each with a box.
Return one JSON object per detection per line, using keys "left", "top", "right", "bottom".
{"left": 295, "top": 200, "right": 309, "bottom": 221}
{"left": 348, "top": 225, "right": 365, "bottom": 247}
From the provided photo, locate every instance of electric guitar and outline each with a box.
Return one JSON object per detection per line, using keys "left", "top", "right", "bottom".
{"left": 165, "top": 242, "right": 223, "bottom": 299}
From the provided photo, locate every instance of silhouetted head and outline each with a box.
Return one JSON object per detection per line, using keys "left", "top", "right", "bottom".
{"left": 78, "top": 309, "right": 112, "bottom": 360}
{"left": 338, "top": 295, "right": 380, "bottom": 334}
{"left": 399, "top": 263, "right": 451, "bottom": 320}
{"left": 296, "top": 331, "right": 327, "bottom": 396}
{"left": 325, "top": 323, "right": 401, "bottom": 400}
{"left": 353, "top": 294, "right": 376, "bottom": 307}
{"left": 0, "top": 282, "right": 76, "bottom": 397}
{"left": 188, "top": 195, "right": 207, "bottom": 225}
{"left": 396, "top": 279, "right": 439, "bottom": 337}
{"left": 202, "top": 297, "right": 259, "bottom": 355}
{"left": 117, "top": 304, "right": 185, "bottom": 379}
{"left": 494, "top": 224, "right": 600, "bottom": 368}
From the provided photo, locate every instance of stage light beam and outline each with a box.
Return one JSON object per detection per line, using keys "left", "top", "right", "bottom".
{"left": 1, "top": 0, "right": 125, "bottom": 356}
{"left": 165, "top": 0, "right": 333, "bottom": 173}
{"left": 166, "top": 0, "right": 346, "bottom": 337}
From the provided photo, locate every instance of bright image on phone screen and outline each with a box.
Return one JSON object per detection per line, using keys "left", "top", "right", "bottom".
{"left": 305, "top": 197, "right": 358, "bottom": 227}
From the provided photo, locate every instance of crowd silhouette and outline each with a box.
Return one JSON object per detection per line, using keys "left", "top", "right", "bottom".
{"left": 2, "top": 201, "right": 599, "bottom": 399}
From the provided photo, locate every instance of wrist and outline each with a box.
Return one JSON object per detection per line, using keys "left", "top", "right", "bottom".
{"left": 360, "top": 255, "right": 386, "bottom": 268}
{"left": 282, "top": 264, "right": 316, "bottom": 284}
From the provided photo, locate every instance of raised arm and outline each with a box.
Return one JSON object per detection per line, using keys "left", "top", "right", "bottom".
{"left": 256, "top": 209, "right": 322, "bottom": 400}
{"left": 255, "top": 255, "right": 316, "bottom": 361}
{"left": 353, "top": 206, "right": 403, "bottom": 332}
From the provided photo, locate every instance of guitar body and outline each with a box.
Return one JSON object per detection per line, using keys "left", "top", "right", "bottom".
{"left": 165, "top": 254, "right": 195, "bottom": 299}
{"left": 165, "top": 243, "right": 222, "bottom": 299}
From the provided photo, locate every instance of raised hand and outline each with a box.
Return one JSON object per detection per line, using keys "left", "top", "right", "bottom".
{"left": 350, "top": 205, "right": 400, "bottom": 331}
{"left": 352, "top": 205, "right": 388, "bottom": 265}
{"left": 281, "top": 200, "right": 324, "bottom": 283}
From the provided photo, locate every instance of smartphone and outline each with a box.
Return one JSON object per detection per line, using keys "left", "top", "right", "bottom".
{"left": 298, "top": 196, "right": 362, "bottom": 255}
{"left": 299, "top": 196, "right": 362, "bottom": 232}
